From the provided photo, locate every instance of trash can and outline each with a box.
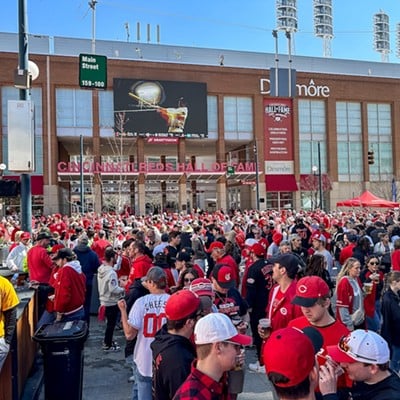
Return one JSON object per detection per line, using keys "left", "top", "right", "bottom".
{"left": 33, "top": 320, "right": 88, "bottom": 400}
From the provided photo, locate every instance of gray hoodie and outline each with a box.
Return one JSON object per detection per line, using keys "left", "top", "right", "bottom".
{"left": 97, "top": 263, "right": 124, "bottom": 306}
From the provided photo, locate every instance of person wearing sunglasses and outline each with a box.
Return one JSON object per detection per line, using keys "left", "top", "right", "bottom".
{"left": 151, "top": 290, "right": 201, "bottom": 400}
{"left": 360, "top": 256, "right": 384, "bottom": 332}
{"left": 173, "top": 313, "right": 252, "bottom": 400}
{"left": 327, "top": 330, "right": 400, "bottom": 400}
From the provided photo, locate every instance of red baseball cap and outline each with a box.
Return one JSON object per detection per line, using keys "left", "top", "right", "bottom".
{"left": 212, "top": 264, "right": 235, "bottom": 289}
{"left": 250, "top": 243, "right": 266, "bottom": 257}
{"left": 208, "top": 241, "right": 224, "bottom": 252}
{"left": 264, "top": 327, "right": 322, "bottom": 387}
{"left": 20, "top": 232, "right": 31, "bottom": 240}
{"left": 292, "top": 276, "right": 330, "bottom": 307}
{"left": 311, "top": 232, "right": 326, "bottom": 243}
{"left": 190, "top": 278, "right": 214, "bottom": 297}
{"left": 165, "top": 290, "right": 201, "bottom": 321}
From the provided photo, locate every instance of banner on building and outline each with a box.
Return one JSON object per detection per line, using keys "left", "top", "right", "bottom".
{"left": 113, "top": 79, "right": 208, "bottom": 138}
{"left": 263, "top": 97, "right": 298, "bottom": 191}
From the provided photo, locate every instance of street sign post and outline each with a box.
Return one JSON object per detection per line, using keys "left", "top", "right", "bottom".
{"left": 227, "top": 166, "right": 235, "bottom": 176}
{"left": 79, "top": 54, "right": 107, "bottom": 89}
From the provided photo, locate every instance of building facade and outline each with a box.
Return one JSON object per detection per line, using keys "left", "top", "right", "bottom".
{"left": 1, "top": 33, "right": 400, "bottom": 215}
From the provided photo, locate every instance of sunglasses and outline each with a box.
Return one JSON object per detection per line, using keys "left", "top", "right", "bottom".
{"left": 223, "top": 341, "right": 242, "bottom": 351}
{"left": 369, "top": 261, "right": 379, "bottom": 265}
{"left": 184, "top": 278, "right": 194, "bottom": 283}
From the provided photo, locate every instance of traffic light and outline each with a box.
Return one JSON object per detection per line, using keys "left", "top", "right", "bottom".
{"left": 368, "top": 150, "right": 375, "bottom": 165}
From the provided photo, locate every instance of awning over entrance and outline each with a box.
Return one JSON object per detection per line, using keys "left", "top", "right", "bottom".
{"left": 265, "top": 174, "right": 298, "bottom": 191}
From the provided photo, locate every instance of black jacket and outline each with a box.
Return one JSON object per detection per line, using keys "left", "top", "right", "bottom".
{"left": 351, "top": 372, "right": 400, "bottom": 400}
{"left": 73, "top": 244, "right": 101, "bottom": 286}
{"left": 381, "top": 288, "right": 400, "bottom": 347}
{"left": 151, "top": 325, "right": 196, "bottom": 400}
{"left": 245, "top": 258, "right": 273, "bottom": 312}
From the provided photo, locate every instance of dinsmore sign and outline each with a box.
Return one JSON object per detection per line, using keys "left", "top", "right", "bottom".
{"left": 260, "top": 78, "right": 330, "bottom": 98}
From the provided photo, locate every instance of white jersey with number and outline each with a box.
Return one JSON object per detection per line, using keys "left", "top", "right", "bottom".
{"left": 128, "top": 292, "right": 170, "bottom": 377}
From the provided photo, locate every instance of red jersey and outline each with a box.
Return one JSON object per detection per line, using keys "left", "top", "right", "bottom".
{"left": 266, "top": 280, "right": 302, "bottom": 331}
{"left": 289, "top": 316, "right": 352, "bottom": 391}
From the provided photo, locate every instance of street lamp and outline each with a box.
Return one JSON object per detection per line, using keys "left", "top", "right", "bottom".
{"left": 312, "top": 165, "right": 318, "bottom": 209}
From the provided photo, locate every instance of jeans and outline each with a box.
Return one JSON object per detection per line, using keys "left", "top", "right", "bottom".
{"left": 366, "top": 311, "right": 380, "bottom": 332}
{"left": 390, "top": 345, "right": 400, "bottom": 373}
{"left": 136, "top": 367, "right": 152, "bottom": 400}
{"left": 131, "top": 361, "right": 138, "bottom": 400}
{"left": 104, "top": 304, "right": 119, "bottom": 347}
{"left": 37, "top": 307, "right": 85, "bottom": 329}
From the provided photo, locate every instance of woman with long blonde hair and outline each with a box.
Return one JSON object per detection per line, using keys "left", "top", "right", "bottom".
{"left": 335, "top": 257, "right": 366, "bottom": 331}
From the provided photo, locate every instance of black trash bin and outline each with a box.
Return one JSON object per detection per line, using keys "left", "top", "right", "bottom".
{"left": 33, "top": 320, "right": 88, "bottom": 400}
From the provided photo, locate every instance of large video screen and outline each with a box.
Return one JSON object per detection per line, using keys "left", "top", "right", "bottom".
{"left": 113, "top": 78, "right": 208, "bottom": 138}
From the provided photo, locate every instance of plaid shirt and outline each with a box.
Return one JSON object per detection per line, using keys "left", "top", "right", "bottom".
{"left": 173, "top": 361, "right": 230, "bottom": 400}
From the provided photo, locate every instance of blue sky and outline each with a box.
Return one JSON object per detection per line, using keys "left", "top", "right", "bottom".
{"left": 2, "top": 0, "right": 400, "bottom": 62}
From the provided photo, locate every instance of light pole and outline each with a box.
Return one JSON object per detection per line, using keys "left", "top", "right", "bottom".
{"left": 254, "top": 141, "right": 260, "bottom": 210}
{"left": 18, "top": 0, "right": 32, "bottom": 232}
{"left": 312, "top": 165, "right": 318, "bottom": 209}
{"left": 317, "top": 142, "right": 323, "bottom": 210}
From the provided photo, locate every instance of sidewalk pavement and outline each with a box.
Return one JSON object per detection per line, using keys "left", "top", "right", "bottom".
{"left": 31, "top": 316, "right": 275, "bottom": 400}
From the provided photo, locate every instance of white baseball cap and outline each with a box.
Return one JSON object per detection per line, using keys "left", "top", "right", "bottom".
{"left": 194, "top": 313, "right": 252, "bottom": 346}
{"left": 327, "top": 330, "right": 390, "bottom": 364}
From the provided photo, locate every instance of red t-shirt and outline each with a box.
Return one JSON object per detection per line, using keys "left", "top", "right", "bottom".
{"left": 289, "top": 316, "right": 352, "bottom": 391}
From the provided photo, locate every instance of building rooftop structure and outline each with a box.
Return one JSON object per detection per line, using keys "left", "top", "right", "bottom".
{"left": 1, "top": 31, "right": 400, "bottom": 79}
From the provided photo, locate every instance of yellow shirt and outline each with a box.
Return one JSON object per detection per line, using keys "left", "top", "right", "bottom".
{"left": 0, "top": 277, "right": 19, "bottom": 337}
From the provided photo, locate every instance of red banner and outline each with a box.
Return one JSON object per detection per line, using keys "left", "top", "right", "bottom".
{"left": 263, "top": 98, "right": 293, "bottom": 161}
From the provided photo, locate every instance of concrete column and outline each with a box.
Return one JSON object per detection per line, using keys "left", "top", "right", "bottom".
{"left": 161, "top": 180, "right": 167, "bottom": 212}
{"left": 138, "top": 174, "right": 146, "bottom": 216}
{"left": 217, "top": 175, "right": 227, "bottom": 211}
{"left": 191, "top": 180, "right": 197, "bottom": 211}
{"left": 178, "top": 175, "right": 187, "bottom": 212}
{"left": 43, "top": 184, "right": 61, "bottom": 215}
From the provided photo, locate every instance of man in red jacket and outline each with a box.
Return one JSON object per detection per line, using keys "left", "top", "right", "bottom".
{"left": 37, "top": 248, "right": 86, "bottom": 327}
{"left": 27, "top": 231, "right": 55, "bottom": 318}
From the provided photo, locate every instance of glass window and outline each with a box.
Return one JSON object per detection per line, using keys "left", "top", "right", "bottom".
{"left": 336, "top": 102, "right": 362, "bottom": 181}
{"left": 99, "top": 91, "right": 114, "bottom": 128}
{"left": 56, "top": 88, "right": 92, "bottom": 128}
{"left": 207, "top": 96, "right": 218, "bottom": 139}
{"left": 266, "top": 192, "right": 293, "bottom": 210}
{"left": 367, "top": 103, "right": 392, "bottom": 180}
{"left": 223, "top": 96, "right": 253, "bottom": 140}
{"left": 298, "top": 99, "right": 326, "bottom": 174}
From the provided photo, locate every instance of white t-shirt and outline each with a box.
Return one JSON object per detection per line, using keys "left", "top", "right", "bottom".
{"left": 128, "top": 292, "right": 170, "bottom": 377}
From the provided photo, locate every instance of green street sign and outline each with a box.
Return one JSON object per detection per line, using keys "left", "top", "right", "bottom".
{"left": 79, "top": 54, "right": 107, "bottom": 89}
{"left": 227, "top": 166, "right": 235, "bottom": 176}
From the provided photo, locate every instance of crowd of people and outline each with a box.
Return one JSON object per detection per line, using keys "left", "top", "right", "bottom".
{"left": 1, "top": 207, "right": 400, "bottom": 399}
